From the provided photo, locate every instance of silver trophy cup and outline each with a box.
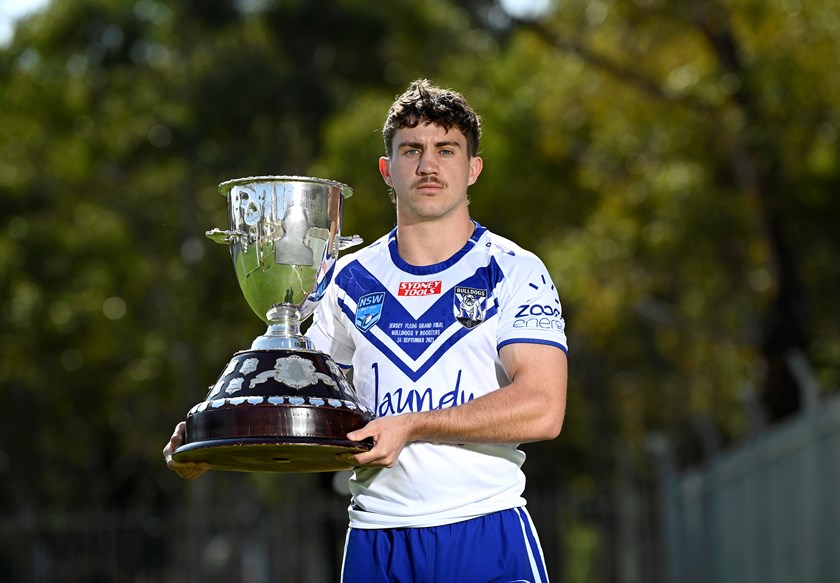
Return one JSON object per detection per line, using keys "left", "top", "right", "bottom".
{"left": 171, "top": 176, "right": 372, "bottom": 472}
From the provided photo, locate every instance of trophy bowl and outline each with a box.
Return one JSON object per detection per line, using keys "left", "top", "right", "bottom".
{"left": 171, "top": 176, "right": 372, "bottom": 472}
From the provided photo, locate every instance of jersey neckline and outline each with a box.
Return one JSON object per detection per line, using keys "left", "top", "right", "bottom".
{"left": 387, "top": 221, "right": 488, "bottom": 275}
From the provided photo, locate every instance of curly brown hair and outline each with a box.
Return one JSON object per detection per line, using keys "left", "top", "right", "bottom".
{"left": 382, "top": 79, "right": 482, "bottom": 158}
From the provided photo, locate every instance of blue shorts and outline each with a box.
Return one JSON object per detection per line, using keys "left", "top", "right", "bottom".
{"left": 341, "top": 507, "right": 549, "bottom": 583}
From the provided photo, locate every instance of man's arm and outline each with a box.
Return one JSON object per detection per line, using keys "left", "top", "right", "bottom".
{"left": 347, "top": 342, "right": 567, "bottom": 468}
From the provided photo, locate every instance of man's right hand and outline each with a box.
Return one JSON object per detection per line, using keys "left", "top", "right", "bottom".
{"left": 163, "top": 421, "right": 210, "bottom": 480}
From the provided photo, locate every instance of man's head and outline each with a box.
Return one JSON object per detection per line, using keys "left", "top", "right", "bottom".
{"left": 382, "top": 79, "right": 482, "bottom": 159}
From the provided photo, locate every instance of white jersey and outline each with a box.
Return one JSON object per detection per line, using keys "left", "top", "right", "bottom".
{"left": 306, "top": 223, "right": 568, "bottom": 529}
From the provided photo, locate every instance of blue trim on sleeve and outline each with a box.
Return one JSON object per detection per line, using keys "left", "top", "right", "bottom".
{"left": 497, "top": 338, "right": 568, "bottom": 354}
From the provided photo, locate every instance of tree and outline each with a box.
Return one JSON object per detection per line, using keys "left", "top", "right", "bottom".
{"left": 401, "top": 0, "right": 840, "bottom": 463}
{"left": 2, "top": 0, "right": 838, "bottom": 579}
{"left": 0, "top": 0, "right": 495, "bottom": 514}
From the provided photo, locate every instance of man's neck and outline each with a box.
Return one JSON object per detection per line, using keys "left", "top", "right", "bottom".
{"left": 395, "top": 215, "right": 475, "bottom": 266}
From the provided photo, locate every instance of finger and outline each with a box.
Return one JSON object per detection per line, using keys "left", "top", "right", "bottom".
{"left": 170, "top": 421, "right": 186, "bottom": 444}
{"left": 349, "top": 452, "right": 382, "bottom": 467}
{"left": 182, "top": 464, "right": 210, "bottom": 479}
{"left": 350, "top": 444, "right": 395, "bottom": 468}
{"left": 177, "top": 467, "right": 206, "bottom": 480}
{"left": 168, "top": 460, "right": 211, "bottom": 480}
{"left": 162, "top": 441, "right": 177, "bottom": 457}
{"left": 163, "top": 422, "right": 188, "bottom": 457}
{"left": 348, "top": 439, "right": 379, "bottom": 465}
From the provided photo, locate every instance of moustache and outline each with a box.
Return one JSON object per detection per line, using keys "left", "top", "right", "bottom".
{"left": 412, "top": 177, "right": 446, "bottom": 189}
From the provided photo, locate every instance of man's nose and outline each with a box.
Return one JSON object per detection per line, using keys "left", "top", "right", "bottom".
{"left": 417, "top": 151, "right": 438, "bottom": 174}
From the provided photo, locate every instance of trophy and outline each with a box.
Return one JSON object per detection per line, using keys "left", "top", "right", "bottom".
{"left": 171, "top": 176, "right": 373, "bottom": 472}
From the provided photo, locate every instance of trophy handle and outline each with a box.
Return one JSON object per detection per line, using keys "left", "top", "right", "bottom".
{"left": 337, "top": 235, "right": 364, "bottom": 251}
{"left": 206, "top": 228, "right": 245, "bottom": 245}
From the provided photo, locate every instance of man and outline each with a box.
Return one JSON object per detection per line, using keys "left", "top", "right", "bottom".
{"left": 165, "top": 79, "right": 568, "bottom": 582}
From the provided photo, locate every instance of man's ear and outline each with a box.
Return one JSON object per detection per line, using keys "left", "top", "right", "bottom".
{"left": 468, "top": 155, "right": 483, "bottom": 186}
{"left": 379, "top": 156, "right": 393, "bottom": 186}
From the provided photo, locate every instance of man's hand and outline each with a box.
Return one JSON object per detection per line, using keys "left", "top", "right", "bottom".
{"left": 163, "top": 421, "right": 211, "bottom": 480}
{"left": 346, "top": 414, "right": 416, "bottom": 468}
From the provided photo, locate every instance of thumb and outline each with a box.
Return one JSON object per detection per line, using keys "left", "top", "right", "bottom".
{"left": 347, "top": 423, "right": 375, "bottom": 443}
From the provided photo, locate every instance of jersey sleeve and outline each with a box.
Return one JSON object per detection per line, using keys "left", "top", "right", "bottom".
{"left": 305, "top": 270, "right": 356, "bottom": 367}
{"left": 496, "top": 254, "right": 568, "bottom": 353}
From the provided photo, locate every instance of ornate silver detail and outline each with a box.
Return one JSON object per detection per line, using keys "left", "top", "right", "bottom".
{"left": 225, "top": 377, "right": 244, "bottom": 394}
{"left": 326, "top": 359, "right": 344, "bottom": 380}
{"left": 314, "top": 373, "right": 338, "bottom": 388}
{"left": 207, "top": 381, "right": 224, "bottom": 400}
{"left": 222, "top": 358, "right": 238, "bottom": 377}
{"left": 249, "top": 355, "right": 319, "bottom": 390}
{"left": 188, "top": 395, "right": 375, "bottom": 413}
{"left": 240, "top": 358, "right": 259, "bottom": 375}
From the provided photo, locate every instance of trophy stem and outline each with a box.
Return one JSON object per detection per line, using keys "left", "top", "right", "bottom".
{"left": 251, "top": 304, "right": 312, "bottom": 350}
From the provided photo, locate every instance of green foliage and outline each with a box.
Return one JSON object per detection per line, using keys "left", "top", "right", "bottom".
{"left": 0, "top": 0, "right": 496, "bottom": 514}
{"left": 317, "top": 0, "right": 840, "bottom": 472}
{"left": 1, "top": 0, "right": 838, "bottom": 545}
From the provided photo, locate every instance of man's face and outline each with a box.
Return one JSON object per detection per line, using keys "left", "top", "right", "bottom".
{"left": 379, "top": 122, "right": 483, "bottom": 224}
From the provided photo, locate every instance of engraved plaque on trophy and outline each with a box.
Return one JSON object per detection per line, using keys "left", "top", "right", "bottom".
{"left": 171, "top": 176, "right": 372, "bottom": 472}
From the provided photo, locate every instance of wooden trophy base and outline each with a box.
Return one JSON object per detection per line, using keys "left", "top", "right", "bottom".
{"left": 173, "top": 437, "right": 369, "bottom": 473}
{"left": 171, "top": 348, "right": 374, "bottom": 473}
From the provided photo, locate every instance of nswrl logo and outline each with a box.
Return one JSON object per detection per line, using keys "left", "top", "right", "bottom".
{"left": 355, "top": 292, "right": 385, "bottom": 332}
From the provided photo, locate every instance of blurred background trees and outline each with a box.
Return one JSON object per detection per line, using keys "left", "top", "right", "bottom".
{"left": 1, "top": 0, "right": 838, "bottom": 580}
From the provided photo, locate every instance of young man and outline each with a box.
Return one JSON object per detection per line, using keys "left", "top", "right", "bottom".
{"left": 165, "top": 80, "right": 568, "bottom": 582}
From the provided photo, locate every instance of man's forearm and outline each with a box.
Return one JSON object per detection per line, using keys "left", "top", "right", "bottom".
{"left": 403, "top": 373, "right": 565, "bottom": 445}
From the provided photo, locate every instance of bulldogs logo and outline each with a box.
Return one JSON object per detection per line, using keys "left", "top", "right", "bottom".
{"left": 453, "top": 286, "right": 487, "bottom": 329}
